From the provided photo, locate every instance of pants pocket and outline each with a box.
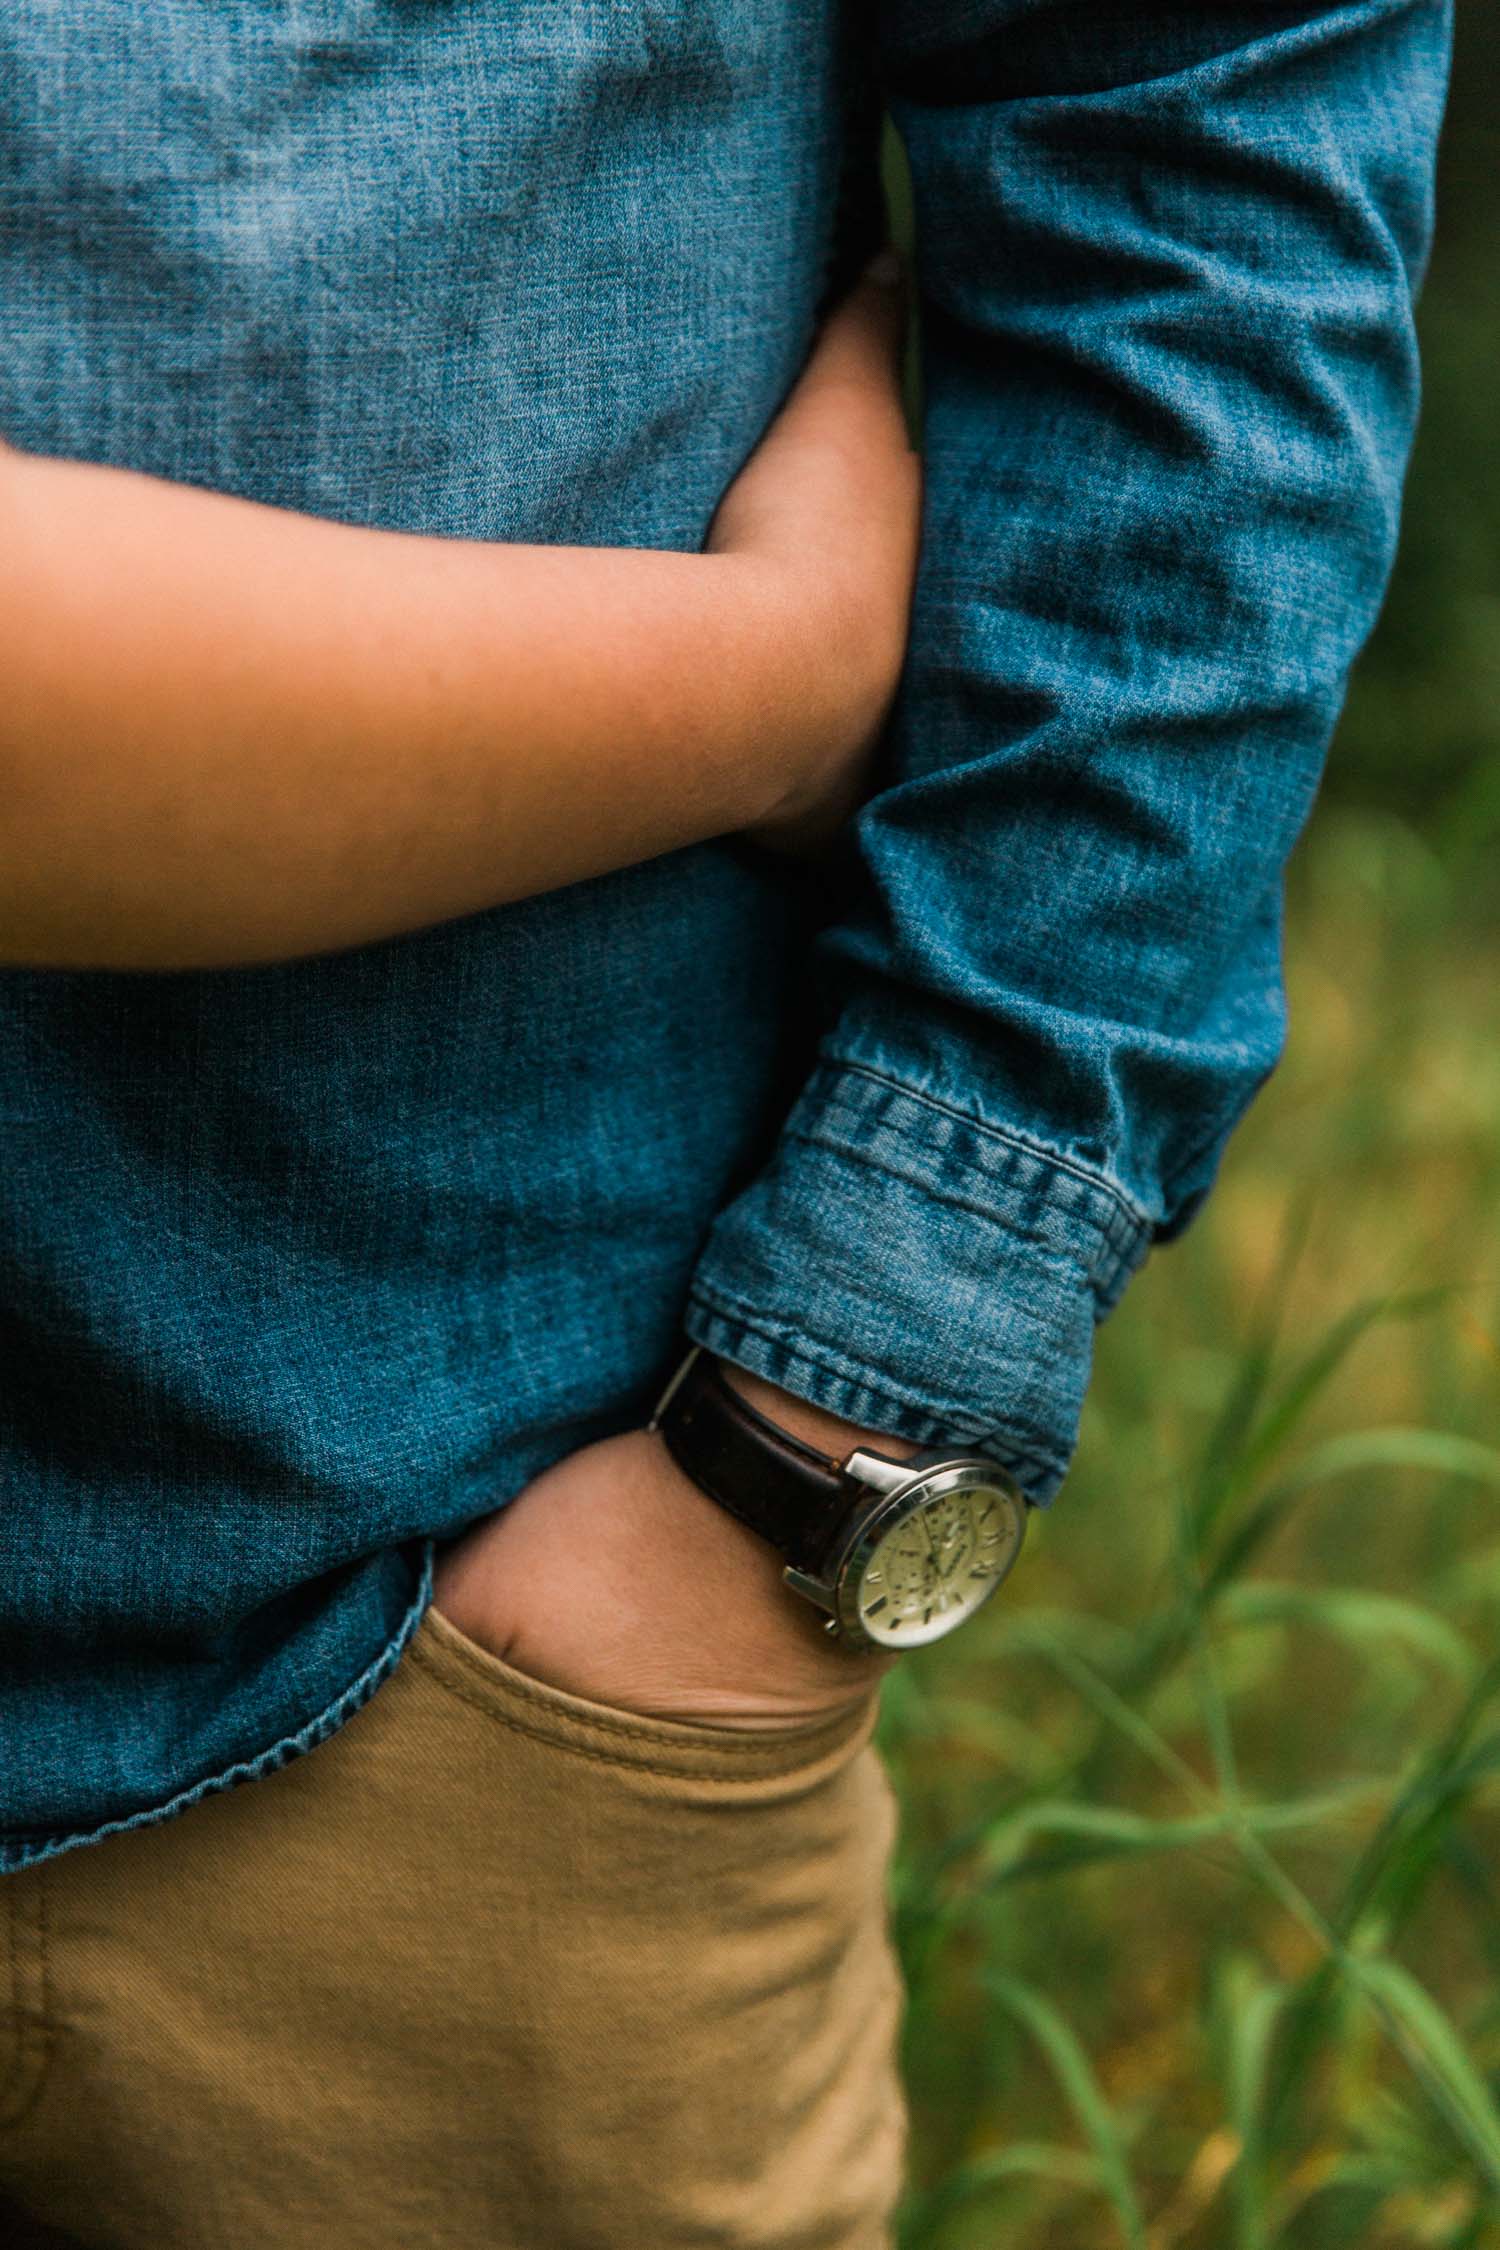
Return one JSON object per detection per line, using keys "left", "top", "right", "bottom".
{"left": 416, "top": 1595, "right": 884, "bottom": 1785}
{"left": 0, "top": 1607, "right": 907, "bottom": 2250}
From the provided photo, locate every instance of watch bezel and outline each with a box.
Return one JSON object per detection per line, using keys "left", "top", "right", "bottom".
{"left": 823, "top": 1458, "right": 1027, "bottom": 1652}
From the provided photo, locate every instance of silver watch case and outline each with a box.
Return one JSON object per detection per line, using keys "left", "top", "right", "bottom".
{"left": 784, "top": 1450, "right": 1028, "bottom": 1654}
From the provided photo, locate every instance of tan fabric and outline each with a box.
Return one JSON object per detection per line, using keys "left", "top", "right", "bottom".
{"left": 0, "top": 1605, "right": 907, "bottom": 2249}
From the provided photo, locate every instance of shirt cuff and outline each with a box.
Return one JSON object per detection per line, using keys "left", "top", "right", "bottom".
{"left": 683, "top": 1060, "right": 1154, "bottom": 1505}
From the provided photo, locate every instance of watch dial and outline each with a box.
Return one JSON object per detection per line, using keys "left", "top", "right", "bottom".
{"left": 854, "top": 1481, "right": 1021, "bottom": 1648}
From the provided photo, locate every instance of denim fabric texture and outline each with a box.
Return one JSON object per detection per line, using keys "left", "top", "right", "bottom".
{"left": 0, "top": 1, "right": 1451, "bottom": 1868}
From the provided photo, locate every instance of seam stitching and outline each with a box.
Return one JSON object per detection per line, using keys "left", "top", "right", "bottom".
{"left": 405, "top": 1638, "right": 867, "bottom": 1786}
{"left": 0, "top": 1542, "right": 436, "bottom": 1873}
{"left": 781, "top": 1118, "right": 1086, "bottom": 1277}
{"left": 0, "top": 1878, "right": 19, "bottom": 2121}
{"left": 817, "top": 1058, "right": 1155, "bottom": 1244}
{"left": 0, "top": 1872, "right": 53, "bottom": 2134}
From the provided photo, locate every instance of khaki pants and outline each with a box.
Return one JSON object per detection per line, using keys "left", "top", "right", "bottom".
{"left": 0, "top": 1605, "right": 907, "bottom": 2248}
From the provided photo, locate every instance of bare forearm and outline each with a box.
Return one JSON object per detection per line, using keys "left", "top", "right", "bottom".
{"left": 0, "top": 448, "right": 817, "bottom": 971}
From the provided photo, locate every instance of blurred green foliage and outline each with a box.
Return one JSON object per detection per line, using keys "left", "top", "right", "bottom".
{"left": 884, "top": 12, "right": 1500, "bottom": 2244}
{"left": 1335, "top": 1, "right": 1500, "bottom": 859}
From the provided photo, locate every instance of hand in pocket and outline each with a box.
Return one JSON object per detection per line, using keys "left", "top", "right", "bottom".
{"left": 430, "top": 1428, "right": 895, "bottom": 1732}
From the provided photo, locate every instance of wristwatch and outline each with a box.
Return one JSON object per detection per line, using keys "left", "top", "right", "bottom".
{"left": 649, "top": 1345, "right": 1028, "bottom": 1654}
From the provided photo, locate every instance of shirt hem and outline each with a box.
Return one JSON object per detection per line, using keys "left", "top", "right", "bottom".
{"left": 0, "top": 1538, "right": 437, "bottom": 1876}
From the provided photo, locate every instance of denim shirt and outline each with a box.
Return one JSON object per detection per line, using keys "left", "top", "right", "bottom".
{"left": 0, "top": 1, "right": 1451, "bottom": 1870}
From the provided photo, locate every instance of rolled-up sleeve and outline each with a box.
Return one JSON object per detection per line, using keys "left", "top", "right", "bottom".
{"left": 685, "top": 1, "right": 1453, "bottom": 1502}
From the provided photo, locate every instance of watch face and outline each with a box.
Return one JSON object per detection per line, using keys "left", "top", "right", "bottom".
{"left": 841, "top": 1468, "right": 1025, "bottom": 1650}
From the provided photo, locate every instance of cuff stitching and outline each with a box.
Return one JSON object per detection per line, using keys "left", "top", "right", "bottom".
{"left": 827, "top": 1057, "right": 1152, "bottom": 1230}
{"left": 780, "top": 1118, "right": 1080, "bottom": 1285}
{"left": 807, "top": 1056, "right": 1152, "bottom": 1304}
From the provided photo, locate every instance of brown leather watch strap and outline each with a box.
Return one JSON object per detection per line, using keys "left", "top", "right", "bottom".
{"left": 650, "top": 1348, "right": 854, "bottom": 1578}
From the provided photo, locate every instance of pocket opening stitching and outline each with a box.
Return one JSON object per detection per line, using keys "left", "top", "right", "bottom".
{"left": 406, "top": 1635, "right": 870, "bottom": 1784}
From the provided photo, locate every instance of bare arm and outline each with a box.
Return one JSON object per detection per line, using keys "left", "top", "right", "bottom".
{"left": 0, "top": 257, "right": 918, "bottom": 972}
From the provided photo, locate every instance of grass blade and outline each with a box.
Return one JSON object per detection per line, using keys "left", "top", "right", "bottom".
{"left": 986, "top": 1975, "right": 1148, "bottom": 2250}
{"left": 1220, "top": 1581, "right": 1476, "bottom": 1685}
{"left": 1350, "top": 1956, "right": 1500, "bottom": 2181}
{"left": 1210, "top": 1954, "right": 1289, "bottom": 2250}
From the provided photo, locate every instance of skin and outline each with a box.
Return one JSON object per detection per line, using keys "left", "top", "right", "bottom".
{"left": 430, "top": 1364, "right": 923, "bottom": 1731}
{"left": 0, "top": 253, "right": 919, "bottom": 969}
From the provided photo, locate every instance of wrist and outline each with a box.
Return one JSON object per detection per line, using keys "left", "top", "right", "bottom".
{"left": 654, "top": 1349, "right": 1028, "bottom": 1657}
{"left": 719, "top": 553, "right": 885, "bottom": 851}
{"left": 692, "top": 556, "right": 805, "bottom": 833}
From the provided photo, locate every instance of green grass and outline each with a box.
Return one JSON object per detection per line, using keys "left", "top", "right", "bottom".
{"left": 879, "top": 24, "right": 1500, "bottom": 2236}
{"left": 877, "top": 28, "right": 1500, "bottom": 2235}
{"left": 883, "top": 814, "right": 1500, "bottom": 2247}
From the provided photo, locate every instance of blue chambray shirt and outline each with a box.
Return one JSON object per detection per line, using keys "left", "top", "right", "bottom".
{"left": 0, "top": 1, "right": 1452, "bottom": 1870}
